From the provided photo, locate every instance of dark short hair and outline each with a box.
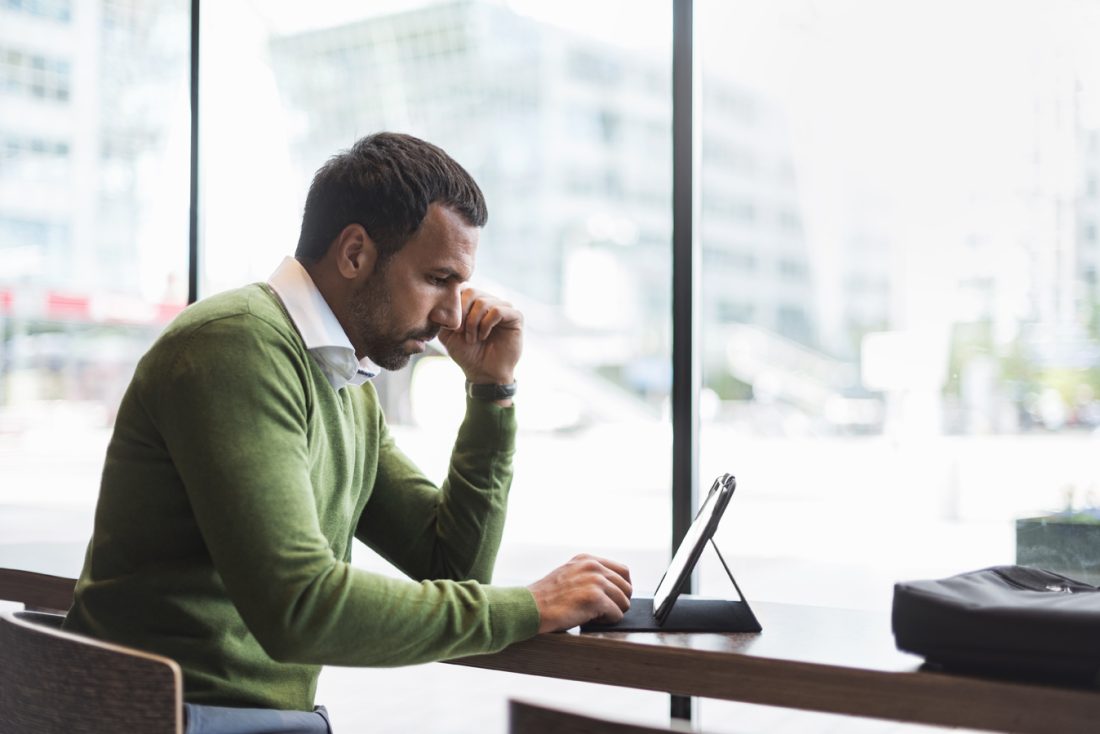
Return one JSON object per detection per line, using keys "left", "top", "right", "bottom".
{"left": 295, "top": 132, "right": 488, "bottom": 263}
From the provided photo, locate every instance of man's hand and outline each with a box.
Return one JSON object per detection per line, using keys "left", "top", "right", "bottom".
{"left": 527, "top": 554, "right": 633, "bottom": 633}
{"left": 439, "top": 288, "right": 523, "bottom": 386}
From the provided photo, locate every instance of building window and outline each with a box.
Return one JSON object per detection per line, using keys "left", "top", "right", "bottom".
{"left": 0, "top": 47, "right": 70, "bottom": 102}
{"left": 2, "top": 0, "right": 72, "bottom": 22}
{"left": 717, "top": 300, "right": 754, "bottom": 322}
{"left": 0, "top": 134, "right": 70, "bottom": 180}
{"left": 778, "top": 258, "right": 807, "bottom": 279}
{"left": 0, "top": 215, "right": 69, "bottom": 250}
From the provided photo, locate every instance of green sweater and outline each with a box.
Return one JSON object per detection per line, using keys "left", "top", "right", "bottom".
{"left": 63, "top": 284, "right": 540, "bottom": 711}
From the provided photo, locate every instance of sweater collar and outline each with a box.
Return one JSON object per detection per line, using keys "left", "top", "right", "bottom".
{"left": 267, "top": 257, "right": 380, "bottom": 389}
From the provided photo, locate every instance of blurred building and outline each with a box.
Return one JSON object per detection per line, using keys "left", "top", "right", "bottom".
{"left": 1, "top": 0, "right": 82, "bottom": 292}
{"left": 1077, "top": 127, "right": 1100, "bottom": 332}
{"left": 1008, "top": 66, "right": 1100, "bottom": 372}
{"left": 0, "top": 0, "right": 187, "bottom": 411}
{"left": 945, "top": 59, "right": 1100, "bottom": 432}
{"left": 268, "top": 0, "right": 818, "bottom": 391}
{"left": 700, "top": 83, "right": 815, "bottom": 349}
{"left": 0, "top": 0, "right": 188, "bottom": 310}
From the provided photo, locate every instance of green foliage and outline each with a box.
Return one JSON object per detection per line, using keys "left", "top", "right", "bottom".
{"left": 705, "top": 370, "right": 753, "bottom": 400}
{"left": 1040, "top": 367, "right": 1100, "bottom": 400}
{"left": 1000, "top": 337, "right": 1039, "bottom": 386}
{"left": 943, "top": 321, "right": 1100, "bottom": 403}
{"left": 1045, "top": 512, "right": 1100, "bottom": 525}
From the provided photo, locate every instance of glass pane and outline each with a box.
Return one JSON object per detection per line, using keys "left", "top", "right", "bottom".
{"left": 699, "top": 0, "right": 1100, "bottom": 608}
{"left": 200, "top": 1, "right": 672, "bottom": 728}
{"left": 0, "top": 0, "right": 189, "bottom": 574}
{"left": 699, "top": 3, "right": 1100, "bottom": 728}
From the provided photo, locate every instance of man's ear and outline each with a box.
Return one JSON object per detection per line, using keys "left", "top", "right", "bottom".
{"left": 332, "top": 223, "right": 378, "bottom": 281}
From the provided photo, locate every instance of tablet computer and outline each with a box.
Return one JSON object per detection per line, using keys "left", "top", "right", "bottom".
{"left": 652, "top": 473, "right": 736, "bottom": 624}
{"left": 580, "top": 472, "right": 760, "bottom": 633}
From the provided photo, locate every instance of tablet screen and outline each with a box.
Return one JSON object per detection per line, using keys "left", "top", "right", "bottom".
{"left": 652, "top": 474, "right": 735, "bottom": 620}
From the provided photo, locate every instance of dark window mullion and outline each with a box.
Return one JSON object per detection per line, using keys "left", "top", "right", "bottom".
{"left": 188, "top": 0, "right": 200, "bottom": 304}
{"left": 671, "top": 0, "right": 699, "bottom": 722}
{"left": 671, "top": 0, "right": 699, "bottom": 581}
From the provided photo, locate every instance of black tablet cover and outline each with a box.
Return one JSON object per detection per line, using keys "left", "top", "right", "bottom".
{"left": 580, "top": 595, "right": 761, "bottom": 633}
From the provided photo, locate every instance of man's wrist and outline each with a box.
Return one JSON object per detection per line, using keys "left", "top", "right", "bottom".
{"left": 464, "top": 370, "right": 514, "bottom": 385}
{"left": 466, "top": 380, "right": 517, "bottom": 402}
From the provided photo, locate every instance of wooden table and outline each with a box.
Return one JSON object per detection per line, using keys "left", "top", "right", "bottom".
{"left": 452, "top": 601, "right": 1100, "bottom": 733}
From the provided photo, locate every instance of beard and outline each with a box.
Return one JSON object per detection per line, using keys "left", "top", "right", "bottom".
{"left": 349, "top": 268, "right": 439, "bottom": 371}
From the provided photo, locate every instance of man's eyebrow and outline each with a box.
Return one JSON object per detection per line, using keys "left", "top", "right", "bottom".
{"left": 432, "top": 267, "right": 469, "bottom": 281}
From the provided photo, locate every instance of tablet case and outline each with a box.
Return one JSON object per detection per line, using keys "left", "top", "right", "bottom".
{"left": 581, "top": 596, "right": 761, "bottom": 633}
{"left": 580, "top": 538, "right": 762, "bottom": 633}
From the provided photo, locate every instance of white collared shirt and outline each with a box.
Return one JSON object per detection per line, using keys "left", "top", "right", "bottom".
{"left": 267, "top": 257, "right": 381, "bottom": 390}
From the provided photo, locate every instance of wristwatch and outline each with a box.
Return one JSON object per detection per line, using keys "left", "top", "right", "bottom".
{"left": 466, "top": 380, "right": 517, "bottom": 401}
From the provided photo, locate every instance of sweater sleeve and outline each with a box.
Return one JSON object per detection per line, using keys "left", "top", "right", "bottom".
{"left": 355, "top": 397, "right": 516, "bottom": 585}
{"left": 150, "top": 315, "right": 539, "bottom": 667}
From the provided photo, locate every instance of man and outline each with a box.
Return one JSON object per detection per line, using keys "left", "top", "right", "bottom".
{"left": 63, "top": 132, "right": 632, "bottom": 732}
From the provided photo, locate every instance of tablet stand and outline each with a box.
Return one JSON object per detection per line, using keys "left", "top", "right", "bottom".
{"left": 580, "top": 539, "right": 762, "bottom": 633}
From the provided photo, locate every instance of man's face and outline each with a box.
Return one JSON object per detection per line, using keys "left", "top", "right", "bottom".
{"left": 349, "top": 204, "right": 478, "bottom": 370}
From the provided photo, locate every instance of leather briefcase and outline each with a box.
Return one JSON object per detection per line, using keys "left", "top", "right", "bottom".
{"left": 892, "top": 565, "right": 1100, "bottom": 682}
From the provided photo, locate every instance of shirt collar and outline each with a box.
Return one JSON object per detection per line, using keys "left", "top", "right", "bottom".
{"left": 267, "top": 256, "right": 380, "bottom": 390}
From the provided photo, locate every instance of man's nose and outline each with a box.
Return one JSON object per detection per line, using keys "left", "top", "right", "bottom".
{"left": 431, "top": 289, "right": 463, "bottom": 331}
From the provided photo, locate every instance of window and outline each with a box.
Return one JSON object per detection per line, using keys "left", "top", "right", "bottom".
{"left": 699, "top": 0, "right": 1100, "bottom": 721}
{"left": 0, "top": 47, "right": 70, "bottom": 101}
{"left": 9, "top": 1, "right": 1099, "bottom": 730}
{"left": 0, "top": 135, "right": 70, "bottom": 182}
{"left": 699, "top": 1, "right": 1100, "bottom": 726}
{"left": 0, "top": 1, "right": 188, "bottom": 556}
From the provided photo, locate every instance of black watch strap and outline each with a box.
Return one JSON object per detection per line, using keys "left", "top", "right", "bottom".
{"left": 466, "top": 381, "right": 517, "bottom": 401}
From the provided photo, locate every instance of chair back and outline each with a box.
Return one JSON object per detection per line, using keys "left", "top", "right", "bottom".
{"left": 0, "top": 568, "right": 77, "bottom": 612}
{"left": 509, "top": 699, "right": 694, "bottom": 734}
{"left": 0, "top": 610, "right": 183, "bottom": 734}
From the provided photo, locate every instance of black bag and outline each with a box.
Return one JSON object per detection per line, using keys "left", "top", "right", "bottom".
{"left": 892, "top": 565, "right": 1100, "bottom": 683}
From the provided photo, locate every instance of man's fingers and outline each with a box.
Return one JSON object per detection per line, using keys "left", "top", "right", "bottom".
{"left": 590, "top": 607, "right": 627, "bottom": 626}
{"left": 477, "top": 308, "right": 504, "bottom": 341}
{"left": 458, "top": 289, "right": 477, "bottom": 330}
{"left": 607, "top": 569, "right": 633, "bottom": 602}
{"left": 582, "top": 584, "right": 627, "bottom": 627}
{"left": 529, "top": 554, "right": 633, "bottom": 632}
{"left": 574, "top": 555, "right": 632, "bottom": 604}
{"left": 601, "top": 576, "right": 631, "bottom": 613}
{"left": 591, "top": 556, "right": 632, "bottom": 587}
{"left": 461, "top": 295, "right": 520, "bottom": 344}
{"left": 576, "top": 554, "right": 632, "bottom": 598}
{"left": 464, "top": 300, "right": 488, "bottom": 343}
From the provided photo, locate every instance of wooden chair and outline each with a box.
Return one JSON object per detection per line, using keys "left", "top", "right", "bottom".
{"left": 0, "top": 569, "right": 183, "bottom": 733}
{"left": 508, "top": 699, "right": 695, "bottom": 734}
{"left": 0, "top": 568, "right": 77, "bottom": 613}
